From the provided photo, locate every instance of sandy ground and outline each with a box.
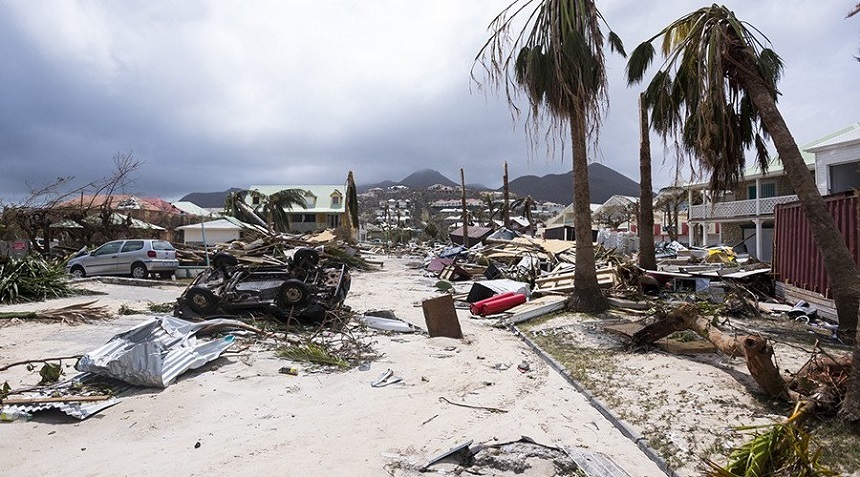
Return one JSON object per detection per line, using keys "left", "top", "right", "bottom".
{"left": 1, "top": 257, "right": 670, "bottom": 477}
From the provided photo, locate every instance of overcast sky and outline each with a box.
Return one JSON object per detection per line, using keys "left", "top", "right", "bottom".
{"left": 1, "top": 1, "right": 857, "bottom": 203}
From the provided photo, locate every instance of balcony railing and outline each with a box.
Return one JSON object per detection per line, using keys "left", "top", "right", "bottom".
{"left": 688, "top": 195, "right": 798, "bottom": 220}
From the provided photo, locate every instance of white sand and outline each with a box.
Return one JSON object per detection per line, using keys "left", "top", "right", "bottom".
{"left": 0, "top": 258, "right": 681, "bottom": 476}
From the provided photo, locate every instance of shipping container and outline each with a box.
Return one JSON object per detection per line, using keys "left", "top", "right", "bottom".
{"left": 772, "top": 191, "right": 860, "bottom": 298}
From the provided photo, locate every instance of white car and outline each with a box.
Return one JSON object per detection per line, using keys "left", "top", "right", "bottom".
{"left": 66, "top": 239, "right": 179, "bottom": 279}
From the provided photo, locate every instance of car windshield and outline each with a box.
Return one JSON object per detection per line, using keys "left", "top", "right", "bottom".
{"left": 152, "top": 241, "right": 175, "bottom": 251}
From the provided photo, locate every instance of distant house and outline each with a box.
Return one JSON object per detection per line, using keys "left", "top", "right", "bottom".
{"left": 684, "top": 123, "right": 860, "bottom": 262}
{"left": 428, "top": 184, "right": 456, "bottom": 193}
{"left": 59, "top": 194, "right": 180, "bottom": 223}
{"left": 247, "top": 185, "right": 346, "bottom": 232}
{"left": 176, "top": 217, "right": 262, "bottom": 245}
{"left": 171, "top": 201, "right": 217, "bottom": 217}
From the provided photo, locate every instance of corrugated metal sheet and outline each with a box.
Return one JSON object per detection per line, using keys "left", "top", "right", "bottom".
{"left": 76, "top": 315, "right": 239, "bottom": 388}
{"left": 0, "top": 374, "right": 130, "bottom": 420}
{"left": 773, "top": 191, "right": 860, "bottom": 298}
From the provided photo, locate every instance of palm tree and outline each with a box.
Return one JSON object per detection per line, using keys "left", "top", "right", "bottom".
{"left": 511, "top": 195, "right": 536, "bottom": 235}
{"left": 225, "top": 188, "right": 307, "bottom": 233}
{"left": 626, "top": 4, "right": 860, "bottom": 421}
{"left": 481, "top": 192, "right": 501, "bottom": 229}
{"left": 476, "top": 0, "right": 624, "bottom": 312}
{"left": 637, "top": 93, "right": 656, "bottom": 270}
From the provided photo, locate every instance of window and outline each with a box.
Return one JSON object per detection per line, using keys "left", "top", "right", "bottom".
{"left": 121, "top": 240, "right": 144, "bottom": 252}
{"left": 252, "top": 196, "right": 261, "bottom": 205}
{"left": 93, "top": 242, "right": 122, "bottom": 256}
{"left": 327, "top": 214, "right": 340, "bottom": 228}
{"left": 332, "top": 195, "right": 341, "bottom": 206}
{"left": 748, "top": 181, "right": 777, "bottom": 199}
{"left": 152, "top": 241, "right": 175, "bottom": 251}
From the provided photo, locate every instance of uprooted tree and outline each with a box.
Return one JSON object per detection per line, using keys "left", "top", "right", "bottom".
{"left": 633, "top": 303, "right": 851, "bottom": 417}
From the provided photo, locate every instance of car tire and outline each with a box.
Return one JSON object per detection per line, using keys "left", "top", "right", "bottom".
{"left": 131, "top": 262, "right": 148, "bottom": 279}
{"left": 212, "top": 252, "right": 238, "bottom": 269}
{"left": 70, "top": 266, "right": 86, "bottom": 278}
{"left": 293, "top": 248, "right": 319, "bottom": 268}
{"left": 186, "top": 287, "right": 219, "bottom": 315}
{"left": 276, "top": 279, "right": 310, "bottom": 308}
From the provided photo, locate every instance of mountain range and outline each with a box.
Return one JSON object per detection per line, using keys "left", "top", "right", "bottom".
{"left": 359, "top": 164, "right": 640, "bottom": 204}
{"left": 179, "top": 164, "right": 641, "bottom": 207}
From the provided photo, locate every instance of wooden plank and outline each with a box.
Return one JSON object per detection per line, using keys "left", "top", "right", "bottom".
{"left": 421, "top": 294, "right": 463, "bottom": 338}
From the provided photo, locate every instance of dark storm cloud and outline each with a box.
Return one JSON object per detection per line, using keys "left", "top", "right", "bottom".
{"left": 1, "top": 1, "right": 857, "bottom": 203}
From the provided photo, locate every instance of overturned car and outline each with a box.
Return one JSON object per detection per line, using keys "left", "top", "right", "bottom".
{"left": 175, "top": 248, "right": 351, "bottom": 322}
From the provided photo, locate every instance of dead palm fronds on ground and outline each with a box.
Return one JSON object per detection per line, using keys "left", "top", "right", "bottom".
{"left": 0, "top": 301, "right": 112, "bottom": 324}
{"left": 705, "top": 403, "right": 836, "bottom": 477}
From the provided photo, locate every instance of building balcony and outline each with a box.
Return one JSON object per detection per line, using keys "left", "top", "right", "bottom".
{"left": 688, "top": 195, "right": 798, "bottom": 221}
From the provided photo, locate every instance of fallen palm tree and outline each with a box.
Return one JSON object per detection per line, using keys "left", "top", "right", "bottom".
{"left": 632, "top": 303, "right": 849, "bottom": 475}
{"left": 632, "top": 303, "right": 851, "bottom": 406}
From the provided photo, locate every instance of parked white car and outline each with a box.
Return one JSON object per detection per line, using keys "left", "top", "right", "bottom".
{"left": 66, "top": 239, "right": 179, "bottom": 279}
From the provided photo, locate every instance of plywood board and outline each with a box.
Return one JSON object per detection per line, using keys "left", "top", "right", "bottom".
{"left": 421, "top": 294, "right": 463, "bottom": 338}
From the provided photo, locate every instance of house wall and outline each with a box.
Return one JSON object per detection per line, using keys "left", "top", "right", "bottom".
{"left": 182, "top": 229, "right": 240, "bottom": 245}
{"left": 731, "top": 174, "right": 796, "bottom": 200}
{"left": 814, "top": 142, "right": 860, "bottom": 195}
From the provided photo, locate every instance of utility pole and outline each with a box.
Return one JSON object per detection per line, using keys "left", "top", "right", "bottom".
{"left": 460, "top": 168, "right": 469, "bottom": 248}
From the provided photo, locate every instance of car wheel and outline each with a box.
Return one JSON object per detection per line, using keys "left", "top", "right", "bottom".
{"left": 70, "top": 266, "right": 86, "bottom": 278}
{"left": 185, "top": 287, "right": 219, "bottom": 315}
{"left": 131, "top": 262, "right": 148, "bottom": 279}
{"left": 158, "top": 271, "right": 174, "bottom": 279}
{"left": 293, "top": 248, "right": 319, "bottom": 268}
{"left": 276, "top": 279, "right": 309, "bottom": 308}
{"left": 212, "top": 251, "right": 238, "bottom": 269}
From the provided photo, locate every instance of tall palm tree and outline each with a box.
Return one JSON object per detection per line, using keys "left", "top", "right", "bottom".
{"left": 637, "top": 93, "right": 656, "bottom": 270}
{"left": 225, "top": 188, "right": 307, "bottom": 234}
{"left": 476, "top": 0, "right": 624, "bottom": 312}
{"left": 626, "top": 4, "right": 860, "bottom": 421}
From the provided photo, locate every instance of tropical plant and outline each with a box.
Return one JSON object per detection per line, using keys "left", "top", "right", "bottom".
{"left": 481, "top": 193, "right": 501, "bottom": 229}
{"left": 0, "top": 255, "right": 75, "bottom": 303}
{"left": 511, "top": 195, "right": 536, "bottom": 234}
{"left": 625, "top": 4, "right": 860, "bottom": 421}
{"left": 475, "top": 0, "right": 624, "bottom": 311}
{"left": 225, "top": 188, "right": 307, "bottom": 233}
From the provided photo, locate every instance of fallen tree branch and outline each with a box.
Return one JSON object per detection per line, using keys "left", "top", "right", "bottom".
{"left": 0, "top": 355, "right": 81, "bottom": 372}
{"left": 439, "top": 396, "right": 507, "bottom": 413}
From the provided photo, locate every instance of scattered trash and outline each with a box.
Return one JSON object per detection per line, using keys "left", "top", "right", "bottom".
{"left": 356, "top": 313, "right": 421, "bottom": 333}
{"left": 279, "top": 366, "right": 299, "bottom": 376}
{"left": 517, "top": 361, "right": 531, "bottom": 373}
{"left": 0, "top": 409, "right": 33, "bottom": 422}
{"left": 371, "top": 369, "right": 402, "bottom": 387}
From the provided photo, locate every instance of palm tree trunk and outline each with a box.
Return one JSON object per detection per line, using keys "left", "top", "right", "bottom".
{"left": 570, "top": 107, "right": 608, "bottom": 312}
{"left": 638, "top": 93, "right": 657, "bottom": 270}
{"left": 735, "top": 54, "right": 860, "bottom": 421}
